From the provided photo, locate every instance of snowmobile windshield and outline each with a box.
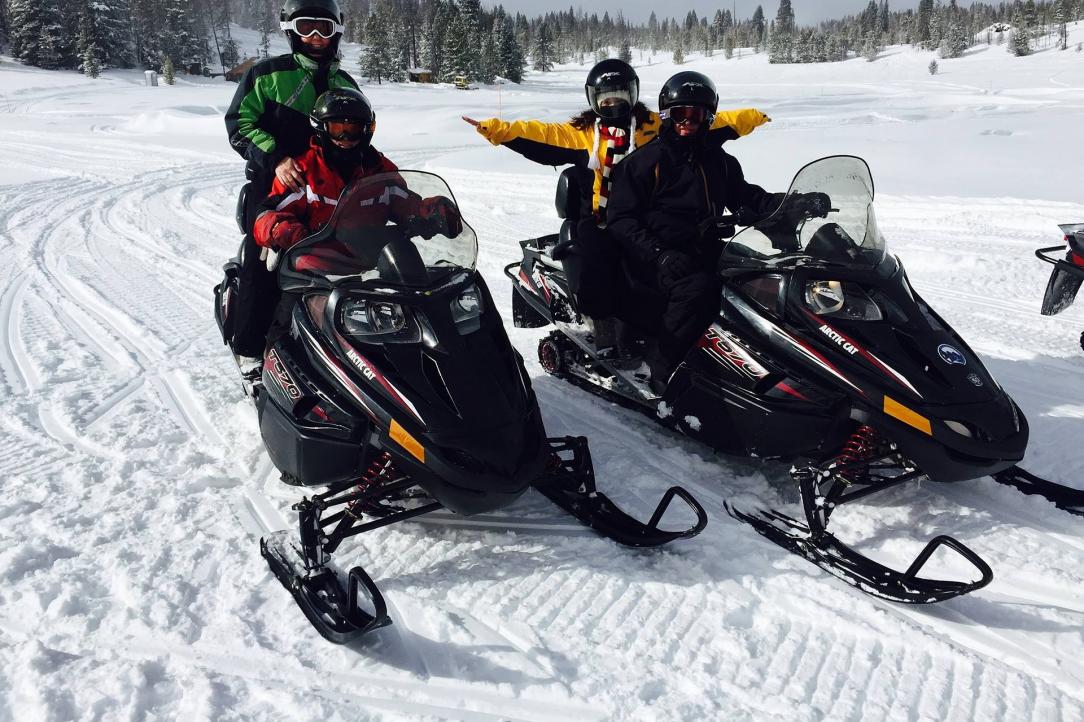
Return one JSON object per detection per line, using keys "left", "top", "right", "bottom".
{"left": 283, "top": 171, "right": 477, "bottom": 289}
{"left": 723, "top": 156, "right": 886, "bottom": 269}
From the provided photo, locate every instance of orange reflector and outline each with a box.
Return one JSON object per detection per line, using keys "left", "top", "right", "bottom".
{"left": 390, "top": 419, "right": 425, "bottom": 463}
{"left": 883, "top": 396, "right": 932, "bottom": 436}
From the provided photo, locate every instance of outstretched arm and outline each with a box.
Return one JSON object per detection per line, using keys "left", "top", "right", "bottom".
{"left": 708, "top": 108, "right": 772, "bottom": 144}
{"left": 465, "top": 116, "right": 592, "bottom": 167}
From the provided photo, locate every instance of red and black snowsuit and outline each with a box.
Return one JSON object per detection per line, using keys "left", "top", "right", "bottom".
{"left": 253, "top": 137, "right": 404, "bottom": 249}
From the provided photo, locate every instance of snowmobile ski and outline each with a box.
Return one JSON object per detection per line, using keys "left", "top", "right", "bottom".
{"left": 535, "top": 436, "right": 708, "bottom": 547}
{"left": 991, "top": 465, "right": 1084, "bottom": 517}
{"left": 262, "top": 530, "right": 391, "bottom": 644}
{"left": 724, "top": 502, "right": 993, "bottom": 604}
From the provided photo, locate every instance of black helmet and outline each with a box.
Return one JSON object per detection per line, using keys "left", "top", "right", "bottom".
{"left": 280, "top": 0, "right": 344, "bottom": 59}
{"left": 585, "top": 59, "right": 639, "bottom": 121}
{"left": 310, "top": 88, "right": 376, "bottom": 150}
{"left": 658, "top": 71, "right": 719, "bottom": 116}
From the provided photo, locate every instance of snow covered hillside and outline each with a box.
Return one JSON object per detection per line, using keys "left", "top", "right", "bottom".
{"left": 0, "top": 26, "right": 1082, "bottom": 720}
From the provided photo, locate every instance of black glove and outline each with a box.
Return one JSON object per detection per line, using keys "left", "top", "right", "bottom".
{"left": 656, "top": 250, "right": 696, "bottom": 287}
{"left": 789, "top": 192, "right": 832, "bottom": 218}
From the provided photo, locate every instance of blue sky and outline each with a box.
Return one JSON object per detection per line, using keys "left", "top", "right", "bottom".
{"left": 488, "top": 0, "right": 920, "bottom": 25}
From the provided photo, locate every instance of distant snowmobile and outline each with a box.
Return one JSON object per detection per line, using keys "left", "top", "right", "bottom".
{"left": 213, "top": 171, "right": 706, "bottom": 643}
{"left": 508, "top": 155, "right": 1082, "bottom": 604}
{"left": 1037, "top": 222, "right": 1084, "bottom": 352}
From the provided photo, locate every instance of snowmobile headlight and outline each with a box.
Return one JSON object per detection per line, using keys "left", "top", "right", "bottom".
{"left": 339, "top": 297, "right": 419, "bottom": 342}
{"left": 804, "top": 280, "right": 883, "bottom": 321}
{"left": 450, "top": 283, "right": 484, "bottom": 335}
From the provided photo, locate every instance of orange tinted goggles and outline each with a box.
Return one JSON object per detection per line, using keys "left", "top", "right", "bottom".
{"left": 327, "top": 119, "right": 370, "bottom": 140}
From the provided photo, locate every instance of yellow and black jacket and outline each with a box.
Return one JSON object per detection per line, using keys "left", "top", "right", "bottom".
{"left": 472, "top": 108, "right": 771, "bottom": 213}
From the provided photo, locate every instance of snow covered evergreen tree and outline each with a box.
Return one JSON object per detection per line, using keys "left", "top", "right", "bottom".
{"left": 532, "top": 20, "right": 555, "bottom": 71}
{"left": 618, "top": 35, "right": 632, "bottom": 63}
{"left": 456, "top": 0, "right": 483, "bottom": 80}
{"left": 162, "top": 54, "right": 175, "bottom": 83}
{"left": 76, "top": 0, "right": 105, "bottom": 77}
{"left": 443, "top": 8, "right": 474, "bottom": 79}
{"left": 769, "top": 0, "right": 795, "bottom": 62}
{"left": 672, "top": 32, "right": 684, "bottom": 63}
{"left": 8, "top": 0, "right": 64, "bottom": 69}
{"left": 496, "top": 12, "right": 525, "bottom": 82}
{"left": 361, "top": 10, "right": 392, "bottom": 82}
{"left": 1054, "top": 0, "right": 1070, "bottom": 48}
{"left": 752, "top": 5, "right": 766, "bottom": 46}
{"left": 915, "top": 0, "right": 933, "bottom": 46}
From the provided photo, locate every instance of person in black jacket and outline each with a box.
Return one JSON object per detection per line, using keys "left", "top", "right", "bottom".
{"left": 607, "top": 71, "right": 827, "bottom": 388}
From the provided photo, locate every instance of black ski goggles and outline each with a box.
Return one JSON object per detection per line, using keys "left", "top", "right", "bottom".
{"left": 280, "top": 16, "right": 344, "bottom": 38}
{"left": 664, "top": 106, "right": 709, "bottom": 125}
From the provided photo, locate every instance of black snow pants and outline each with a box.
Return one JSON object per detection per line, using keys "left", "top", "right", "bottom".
{"left": 227, "top": 170, "right": 281, "bottom": 358}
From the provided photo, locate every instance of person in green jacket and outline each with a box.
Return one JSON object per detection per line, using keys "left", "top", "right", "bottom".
{"left": 223, "top": 0, "right": 358, "bottom": 363}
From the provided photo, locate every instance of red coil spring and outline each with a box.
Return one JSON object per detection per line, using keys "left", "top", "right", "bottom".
{"left": 358, "top": 451, "right": 395, "bottom": 488}
{"left": 346, "top": 451, "right": 397, "bottom": 518}
{"left": 835, "top": 424, "right": 879, "bottom": 482}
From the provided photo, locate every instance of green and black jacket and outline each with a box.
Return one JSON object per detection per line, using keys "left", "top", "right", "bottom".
{"left": 225, "top": 52, "right": 358, "bottom": 180}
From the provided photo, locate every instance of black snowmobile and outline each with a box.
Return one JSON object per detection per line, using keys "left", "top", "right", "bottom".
{"left": 1037, "top": 222, "right": 1084, "bottom": 352}
{"left": 214, "top": 171, "right": 706, "bottom": 643}
{"left": 508, "top": 155, "right": 1080, "bottom": 604}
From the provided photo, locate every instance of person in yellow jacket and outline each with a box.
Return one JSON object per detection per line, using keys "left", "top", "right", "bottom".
{"left": 462, "top": 58, "right": 770, "bottom": 223}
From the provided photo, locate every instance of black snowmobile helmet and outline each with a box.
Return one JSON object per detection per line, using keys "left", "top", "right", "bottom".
{"left": 658, "top": 71, "right": 719, "bottom": 116}
{"left": 311, "top": 88, "right": 376, "bottom": 147}
{"left": 280, "top": 0, "right": 344, "bottom": 59}
{"left": 585, "top": 59, "right": 639, "bottom": 121}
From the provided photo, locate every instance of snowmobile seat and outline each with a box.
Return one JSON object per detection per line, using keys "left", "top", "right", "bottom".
{"left": 235, "top": 182, "right": 250, "bottom": 234}
{"left": 550, "top": 166, "right": 593, "bottom": 260}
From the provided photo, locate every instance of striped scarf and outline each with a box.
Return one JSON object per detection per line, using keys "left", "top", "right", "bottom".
{"left": 588, "top": 120, "right": 635, "bottom": 225}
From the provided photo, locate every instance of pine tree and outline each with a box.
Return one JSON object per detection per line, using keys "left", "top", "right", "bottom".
{"left": 9, "top": 0, "right": 65, "bottom": 69}
{"left": 928, "top": 58, "right": 938, "bottom": 73}
{"left": 915, "top": 0, "right": 933, "bottom": 46}
{"left": 862, "top": 29, "right": 880, "bottom": 60}
{"left": 479, "top": 29, "right": 498, "bottom": 83}
{"left": 77, "top": 0, "right": 105, "bottom": 77}
{"left": 442, "top": 9, "right": 471, "bottom": 80}
{"left": 672, "top": 33, "right": 684, "bottom": 64}
{"left": 532, "top": 20, "right": 555, "bottom": 71}
{"left": 361, "top": 10, "right": 392, "bottom": 82}
{"left": 161, "top": 0, "right": 207, "bottom": 70}
{"left": 496, "top": 13, "right": 525, "bottom": 82}
{"left": 1054, "top": 0, "right": 1070, "bottom": 49}
{"left": 769, "top": 0, "right": 796, "bottom": 63}
{"left": 752, "top": 5, "right": 766, "bottom": 46}
{"left": 457, "top": 0, "right": 483, "bottom": 80}
{"left": 618, "top": 34, "right": 632, "bottom": 63}
{"left": 162, "top": 54, "right": 175, "bottom": 83}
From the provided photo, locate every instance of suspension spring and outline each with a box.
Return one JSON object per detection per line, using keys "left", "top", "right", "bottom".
{"left": 834, "top": 424, "right": 879, "bottom": 483}
{"left": 346, "top": 452, "right": 397, "bottom": 518}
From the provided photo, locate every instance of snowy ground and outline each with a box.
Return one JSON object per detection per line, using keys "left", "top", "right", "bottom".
{"left": 1, "top": 25, "right": 1083, "bottom": 721}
